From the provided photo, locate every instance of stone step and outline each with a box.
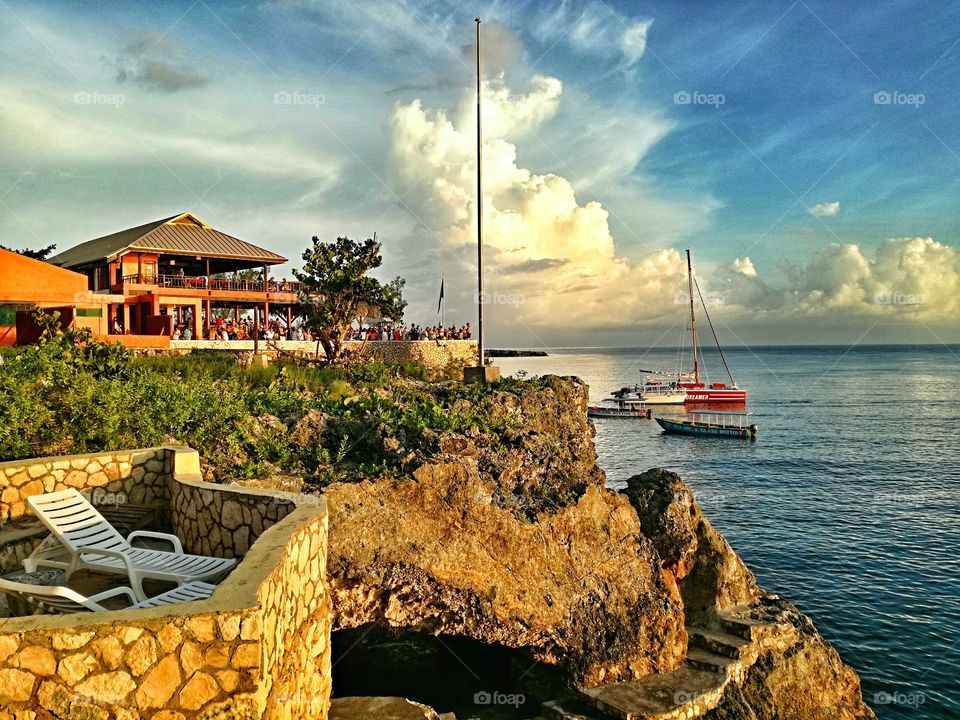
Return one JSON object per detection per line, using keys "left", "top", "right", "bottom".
{"left": 686, "top": 626, "right": 751, "bottom": 659}
{"left": 541, "top": 698, "right": 609, "bottom": 719}
{"left": 716, "top": 611, "right": 765, "bottom": 641}
{"left": 685, "top": 648, "right": 734, "bottom": 674}
{"left": 578, "top": 664, "right": 728, "bottom": 720}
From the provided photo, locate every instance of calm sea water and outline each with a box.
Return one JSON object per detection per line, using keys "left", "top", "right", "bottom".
{"left": 496, "top": 345, "right": 960, "bottom": 720}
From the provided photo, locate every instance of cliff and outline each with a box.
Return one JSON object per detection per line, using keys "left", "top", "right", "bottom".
{"left": 324, "top": 376, "right": 875, "bottom": 719}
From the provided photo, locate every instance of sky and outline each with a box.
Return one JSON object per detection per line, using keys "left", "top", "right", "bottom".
{"left": 1, "top": 0, "right": 959, "bottom": 348}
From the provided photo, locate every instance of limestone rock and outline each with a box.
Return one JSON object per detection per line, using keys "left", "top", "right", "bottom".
{"left": 705, "top": 600, "right": 876, "bottom": 720}
{"left": 0, "top": 668, "right": 35, "bottom": 702}
{"left": 329, "top": 696, "right": 453, "bottom": 720}
{"left": 74, "top": 670, "right": 136, "bottom": 705}
{"left": 135, "top": 655, "right": 181, "bottom": 710}
{"left": 178, "top": 671, "right": 220, "bottom": 711}
{"left": 622, "top": 468, "right": 759, "bottom": 626}
{"left": 328, "top": 460, "right": 687, "bottom": 686}
{"left": 289, "top": 409, "right": 330, "bottom": 446}
{"left": 15, "top": 646, "right": 56, "bottom": 676}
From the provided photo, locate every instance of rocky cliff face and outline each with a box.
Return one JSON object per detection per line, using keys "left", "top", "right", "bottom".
{"left": 327, "top": 461, "right": 687, "bottom": 686}
{"left": 324, "top": 376, "right": 875, "bottom": 719}
{"left": 410, "top": 376, "right": 606, "bottom": 511}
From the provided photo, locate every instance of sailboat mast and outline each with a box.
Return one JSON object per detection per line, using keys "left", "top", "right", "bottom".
{"left": 686, "top": 248, "right": 699, "bottom": 384}
{"left": 475, "top": 17, "right": 485, "bottom": 368}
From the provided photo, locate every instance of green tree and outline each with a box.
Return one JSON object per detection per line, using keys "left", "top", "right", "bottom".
{"left": 293, "top": 236, "right": 406, "bottom": 362}
{"left": 1, "top": 243, "right": 57, "bottom": 260}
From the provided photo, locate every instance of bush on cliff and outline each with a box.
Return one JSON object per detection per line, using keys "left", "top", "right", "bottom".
{"left": 0, "top": 327, "right": 557, "bottom": 491}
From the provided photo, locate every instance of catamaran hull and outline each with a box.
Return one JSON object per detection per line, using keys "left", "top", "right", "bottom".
{"left": 681, "top": 387, "right": 747, "bottom": 403}
{"left": 656, "top": 417, "right": 756, "bottom": 439}
{"left": 641, "top": 393, "right": 687, "bottom": 405}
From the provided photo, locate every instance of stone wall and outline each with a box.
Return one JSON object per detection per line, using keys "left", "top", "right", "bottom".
{"left": 169, "top": 450, "right": 300, "bottom": 559}
{"left": 349, "top": 340, "right": 477, "bottom": 370}
{"left": 0, "top": 448, "right": 170, "bottom": 525}
{"left": 0, "top": 447, "right": 332, "bottom": 720}
{"left": 151, "top": 339, "right": 478, "bottom": 371}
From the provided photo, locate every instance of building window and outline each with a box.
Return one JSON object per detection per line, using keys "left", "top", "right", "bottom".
{"left": 0, "top": 304, "right": 33, "bottom": 325}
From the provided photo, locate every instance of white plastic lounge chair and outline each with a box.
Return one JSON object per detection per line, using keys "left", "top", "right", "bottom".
{"left": 24, "top": 489, "right": 236, "bottom": 601}
{"left": 0, "top": 577, "right": 216, "bottom": 614}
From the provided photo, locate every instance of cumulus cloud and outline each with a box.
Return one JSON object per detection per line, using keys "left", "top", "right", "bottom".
{"left": 707, "top": 239, "right": 958, "bottom": 324}
{"left": 389, "top": 74, "right": 694, "bottom": 331}
{"left": 807, "top": 201, "right": 840, "bottom": 217}
{"left": 388, "top": 75, "right": 960, "bottom": 336}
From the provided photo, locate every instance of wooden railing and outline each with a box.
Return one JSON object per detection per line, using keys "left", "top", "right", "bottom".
{"left": 120, "top": 274, "right": 302, "bottom": 294}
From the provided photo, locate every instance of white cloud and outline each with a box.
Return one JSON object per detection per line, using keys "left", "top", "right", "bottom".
{"left": 389, "top": 75, "right": 711, "bottom": 332}
{"left": 808, "top": 201, "right": 840, "bottom": 217}
{"left": 388, "top": 73, "right": 960, "bottom": 340}
{"left": 534, "top": 4, "right": 653, "bottom": 68}
{"left": 727, "top": 239, "right": 960, "bottom": 320}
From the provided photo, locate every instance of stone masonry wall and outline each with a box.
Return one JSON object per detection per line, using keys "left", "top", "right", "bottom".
{"left": 169, "top": 454, "right": 299, "bottom": 559}
{"left": 351, "top": 340, "right": 477, "bottom": 370}
{"left": 147, "top": 339, "right": 478, "bottom": 371}
{"left": 0, "top": 447, "right": 332, "bottom": 720}
{"left": 0, "top": 448, "right": 170, "bottom": 525}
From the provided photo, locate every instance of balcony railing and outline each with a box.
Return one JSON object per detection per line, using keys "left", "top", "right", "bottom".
{"left": 121, "top": 274, "right": 302, "bottom": 294}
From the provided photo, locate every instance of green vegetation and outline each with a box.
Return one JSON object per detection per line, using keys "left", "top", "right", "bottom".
{"left": 0, "top": 312, "right": 531, "bottom": 488}
{"left": 294, "top": 235, "right": 407, "bottom": 362}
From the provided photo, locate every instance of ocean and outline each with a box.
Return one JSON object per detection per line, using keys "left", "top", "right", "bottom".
{"left": 495, "top": 345, "right": 960, "bottom": 720}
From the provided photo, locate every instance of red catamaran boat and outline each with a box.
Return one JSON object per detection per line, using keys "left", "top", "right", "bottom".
{"left": 643, "top": 250, "right": 748, "bottom": 404}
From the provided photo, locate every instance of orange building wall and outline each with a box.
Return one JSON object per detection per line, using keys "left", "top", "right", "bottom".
{"left": 0, "top": 248, "right": 104, "bottom": 346}
{"left": 0, "top": 248, "right": 89, "bottom": 304}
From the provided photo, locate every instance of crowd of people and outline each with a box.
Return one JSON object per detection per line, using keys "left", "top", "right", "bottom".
{"left": 169, "top": 318, "right": 473, "bottom": 342}
{"left": 350, "top": 323, "right": 472, "bottom": 341}
{"left": 202, "top": 318, "right": 313, "bottom": 341}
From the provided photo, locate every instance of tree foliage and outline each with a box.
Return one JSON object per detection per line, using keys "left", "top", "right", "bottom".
{"left": 293, "top": 235, "right": 406, "bottom": 362}
{"left": 1, "top": 243, "right": 57, "bottom": 260}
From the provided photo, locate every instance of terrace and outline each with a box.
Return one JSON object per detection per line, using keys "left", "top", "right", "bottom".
{"left": 49, "top": 213, "right": 302, "bottom": 338}
{"left": 0, "top": 446, "right": 331, "bottom": 718}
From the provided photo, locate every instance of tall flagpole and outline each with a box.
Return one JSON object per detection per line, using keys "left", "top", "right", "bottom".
{"left": 475, "top": 16, "right": 485, "bottom": 367}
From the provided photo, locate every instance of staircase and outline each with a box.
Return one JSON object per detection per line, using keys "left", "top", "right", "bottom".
{"left": 538, "top": 604, "right": 795, "bottom": 720}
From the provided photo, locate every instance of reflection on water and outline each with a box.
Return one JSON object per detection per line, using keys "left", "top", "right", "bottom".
{"left": 497, "top": 345, "right": 960, "bottom": 720}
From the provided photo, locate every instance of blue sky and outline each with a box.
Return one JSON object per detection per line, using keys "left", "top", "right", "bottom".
{"left": 1, "top": 0, "right": 959, "bottom": 346}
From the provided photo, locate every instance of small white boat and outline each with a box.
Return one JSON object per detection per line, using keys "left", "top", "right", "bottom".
{"left": 587, "top": 394, "right": 652, "bottom": 419}
{"left": 637, "top": 376, "right": 688, "bottom": 405}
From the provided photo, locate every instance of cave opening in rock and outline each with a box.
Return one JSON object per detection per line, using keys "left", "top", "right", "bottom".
{"left": 331, "top": 625, "right": 568, "bottom": 718}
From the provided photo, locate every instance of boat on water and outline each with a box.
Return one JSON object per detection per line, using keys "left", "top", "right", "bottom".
{"left": 587, "top": 394, "right": 653, "bottom": 419}
{"left": 610, "top": 380, "right": 686, "bottom": 406}
{"left": 638, "top": 372, "right": 688, "bottom": 405}
{"left": 643, "top": 249, "right": 748, "bottom": 404}
{"left": 656, "top": 411, "right": 758, "bottom": 439}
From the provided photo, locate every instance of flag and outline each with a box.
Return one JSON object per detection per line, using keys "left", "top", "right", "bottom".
{"left": 437, "top": 277, "right": 444, "bottom": 313}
